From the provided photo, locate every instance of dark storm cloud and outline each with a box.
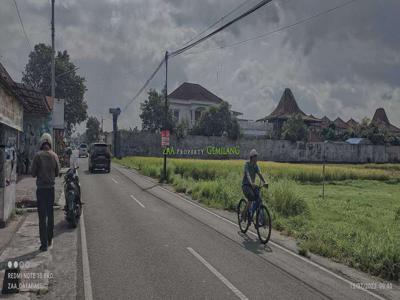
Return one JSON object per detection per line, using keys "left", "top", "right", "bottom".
{"left": 279, "top": 0, "right": 400, "bottom": 85}
{"left": 0, "top": 0, "right": 399, "bottom": 129}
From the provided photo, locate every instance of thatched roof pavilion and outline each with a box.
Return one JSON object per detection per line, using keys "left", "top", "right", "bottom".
{"left": 372, "top": 108, "right": 400, "bottom": 135}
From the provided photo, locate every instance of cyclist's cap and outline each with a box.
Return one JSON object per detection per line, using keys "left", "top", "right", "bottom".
{"left": 249, "top": 149, "right": 258, "bottom": 157}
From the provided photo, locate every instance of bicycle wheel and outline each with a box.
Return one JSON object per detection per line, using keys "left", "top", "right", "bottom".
{"left": 256, "top": 205, "right": 272, "bottom": 244}
{"left": 237, "top": 199, "right": 250, "bottom": 233}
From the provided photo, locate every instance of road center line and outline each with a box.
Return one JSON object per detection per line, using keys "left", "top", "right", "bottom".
{"left": 80, "top": 212, "right": 93, "bottom": 300}
{"left": 119, "top": 168, "right": 386, "bottom": 300}
{"left": 111, "top": 177, "right": 118, "bottom": 184}
{"left": 130, "top": 195, "right": 145, "bottom": 208}
{"left": 187, "top": 247, "right": 248, "bottom": 300}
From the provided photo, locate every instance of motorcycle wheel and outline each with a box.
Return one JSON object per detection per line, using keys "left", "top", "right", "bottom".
{"left": 68, "top": 210, "right": 77, "bottom": 228}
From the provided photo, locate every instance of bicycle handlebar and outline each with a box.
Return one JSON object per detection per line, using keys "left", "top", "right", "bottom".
{"left": 253, "top": 182, "right": 268, "bottom": 190}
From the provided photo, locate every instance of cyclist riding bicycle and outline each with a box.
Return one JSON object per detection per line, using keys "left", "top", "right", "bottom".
{"left": 241, "top": 149, "right": 267, "bottom": 223}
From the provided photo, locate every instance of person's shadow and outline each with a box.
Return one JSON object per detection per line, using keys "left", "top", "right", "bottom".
{"left": 0, "top": 217, "right": 77, "bottom": 272}
{"left": 53, "top": 218, "right": 76, "bottom": 238}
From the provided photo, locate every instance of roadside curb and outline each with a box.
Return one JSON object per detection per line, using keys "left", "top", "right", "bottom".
{"left": 17, "top": 205, "right": 63, "bottom": 214}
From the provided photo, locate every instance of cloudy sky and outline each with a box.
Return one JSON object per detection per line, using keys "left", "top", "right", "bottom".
{"left": 1, "top": 0, "right": 399, "bottom": 132}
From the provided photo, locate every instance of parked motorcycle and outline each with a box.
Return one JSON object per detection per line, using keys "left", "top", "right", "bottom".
{"left": 64, "top": 166, "right": 82, "bottom": 228}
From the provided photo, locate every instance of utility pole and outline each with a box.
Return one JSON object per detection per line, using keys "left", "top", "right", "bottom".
{"left": 51, "top": 0, "right": 55, "bottom": 99}
{"left": 322, "top": 141, "right": 328, "bottom": 200}
{"left": 109, "top": 108, "right": 121, "bottom": 158}
{"left": 163, "top": 51, "right": 169, "bottom": 182}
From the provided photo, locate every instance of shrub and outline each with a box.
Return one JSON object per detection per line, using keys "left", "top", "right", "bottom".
{"left": 159, "top": 166, "right": 173, "bottom": 183}
{"left": 270, "top": 179, "right": 309, "bottom": 217}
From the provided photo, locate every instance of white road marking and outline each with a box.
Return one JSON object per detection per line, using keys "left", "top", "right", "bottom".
{"left": 111, "top": 177, "right": 118, "bottom": 184}
{"left": 81, "top": 212, "right": 93, "bottom": 300}
{"left": 130, "top": 194, "right": 145, "bottom": 208}
{"left": 127, "top": 171, "right": 387, "bottom": 300}
{"left": 187, "top": 247, "right": 248, "bottom": 300}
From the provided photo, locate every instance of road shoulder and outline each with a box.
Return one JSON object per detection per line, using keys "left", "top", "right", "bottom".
{"left": 0, "top": 178, "right": 78, "bottom": 300}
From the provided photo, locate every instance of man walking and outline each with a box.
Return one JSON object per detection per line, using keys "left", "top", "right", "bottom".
{"left": 31, "top": 133, "right": 60, "bottom": 251}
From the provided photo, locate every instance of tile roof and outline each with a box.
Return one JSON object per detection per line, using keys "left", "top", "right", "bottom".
{"left": 334, "top": 117, "right": 350, "bottom": 129}
{"left": 0, "top": 62, "right": 50, "bottom": 114}
{"left": 14, "top": 83, "right": 52, "bottom": 114}
{"left": 346, "top": 118, "right": 359, "bottom": 128}
{"left": 168, "top": 82, "right": 224, "bottom": 104}
{"left": 321, "top": 116, "right": 331, "bottom": 123}
{"left": 0, "top": 62, "right": 19, "bottom": 96}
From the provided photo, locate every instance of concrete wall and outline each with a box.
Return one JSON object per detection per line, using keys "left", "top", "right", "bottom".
{"left": 118, "top": 131, "right": 400, "bottom": 163}
{"left": 19, "top": 113, "right": 52, "bottom": 174}
{"left": 0, "top": 124, "right": 18, "bottom": 227}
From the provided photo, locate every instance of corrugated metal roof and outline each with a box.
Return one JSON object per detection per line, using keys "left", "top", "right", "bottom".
{"left": 346, "top": 138, "right": 372, "bottom": 145}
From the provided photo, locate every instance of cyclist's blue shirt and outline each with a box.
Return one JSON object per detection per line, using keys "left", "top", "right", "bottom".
{"left": 242, "top": 161, "right": 259, "bottom": 186}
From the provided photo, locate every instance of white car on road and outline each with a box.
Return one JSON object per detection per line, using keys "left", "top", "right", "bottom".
{"left": 78, "top": 143, "right": 88, "bottom": 157}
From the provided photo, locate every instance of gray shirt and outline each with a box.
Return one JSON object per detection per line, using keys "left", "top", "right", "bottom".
{"left": 31, "top": 150, "right": 60, "bottom": 189}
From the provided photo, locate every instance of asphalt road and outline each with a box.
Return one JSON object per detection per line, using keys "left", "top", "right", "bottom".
{"left": 76, "top": 158, "right": 385, "bottom": 300}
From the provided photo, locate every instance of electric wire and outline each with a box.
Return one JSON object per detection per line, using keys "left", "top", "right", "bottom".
{"left": 184, "top": 0, "right": 357, "bottom": 56}
{"left": 180, "top": 0, "right": 255, "bottom": 48}
{"left": 169, "top": 0, "right": 274, "bottom": 57}
{"left": 123, "top": 0, "right": 272, "bottom": 112}
{"left": 123, "top": 0, "right": 356, "bottom": 113}
{"left": 122, "top": 58, "right": 166, "bottom": 112}
{"left": 12, "top": 0, "right": 32, "bottom": 50}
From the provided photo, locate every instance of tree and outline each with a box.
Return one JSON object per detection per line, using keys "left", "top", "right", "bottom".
{"left": 355, "top": 118, "right": 388, "bottom": 145}
{"left": 140, "top": 89, "right": 175, "bottom": 132}
{"left": 191, "top": 101, "right": 240, "bottom": 139}
{"left": 22, "top": 43, "right": 88, "bottom": 134}
{"left": 321, "top": 123, "right": 336, "bottom": 141}
{"left": 387, "top": 136, "right": 400, "bottom": 146}
{"left": 281, "top": 114, "right": 308, "bottom": 142}
{"left": 227, "top": 117, "right": 241, "bottom": 140}
{"left": 86, "top": 116, "right": 101, "bottom": 144}
{"left": 175, "top": 120, "right": 189, "bottom": 140}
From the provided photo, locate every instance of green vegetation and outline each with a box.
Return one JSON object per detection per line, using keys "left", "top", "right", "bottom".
{"left": 23, "top": 43, "right": 88, "bottom": 134}
{"left": 281, "top": 114, "right": 308, "bottom": 142}
{"left": 140, "top": 89, "right": 175, "bottom": 133}
{"left": 86, "top": 116, "right": 101, "bottom": 144}
{"left": 191, "top": 101, "right": 240, "bottom": 140}
{"left": 115, "top": 156, "right": 400, "bottom": 281}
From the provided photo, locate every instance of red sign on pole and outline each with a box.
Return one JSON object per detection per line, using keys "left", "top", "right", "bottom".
{"left": 161, "top": 130, "right": 170, "bottom": 147}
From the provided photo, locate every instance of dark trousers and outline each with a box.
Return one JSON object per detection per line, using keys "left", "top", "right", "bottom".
{"left": 36, "top": 188, "right": 55, "bottom": 247}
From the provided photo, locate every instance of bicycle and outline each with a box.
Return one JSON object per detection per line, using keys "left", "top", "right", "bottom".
{"left": 237, "top": 183, "right": 272, "bottom": 244}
